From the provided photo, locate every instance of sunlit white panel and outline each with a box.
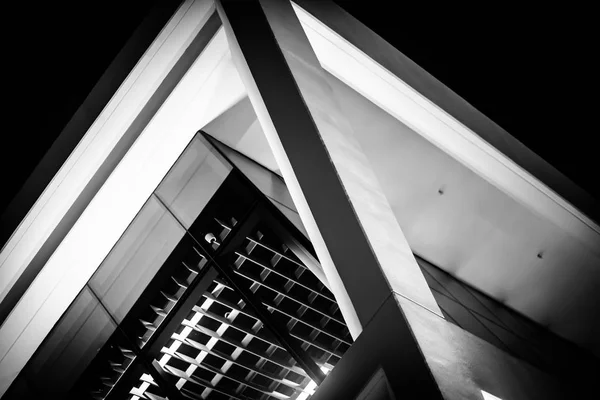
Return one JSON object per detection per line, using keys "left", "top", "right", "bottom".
{"left": 0, "top": 0, "right": 216, "bottom": 305}
{"left": 0, "top": 27, "right": 247, "bottom": 396}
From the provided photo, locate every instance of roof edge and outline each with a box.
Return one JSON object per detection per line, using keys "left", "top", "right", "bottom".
{"left": 295, "top": 0, "right": 598, "bottom": 224}
{"left": 0, "top": 0, "right": 182, "bottom": 249}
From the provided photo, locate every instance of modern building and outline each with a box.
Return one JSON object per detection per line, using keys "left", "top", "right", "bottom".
{"left": 0, "top": 1, "right": 598, "bottom": 399}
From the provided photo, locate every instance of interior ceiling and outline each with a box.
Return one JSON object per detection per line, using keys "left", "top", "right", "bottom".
{"left": 201, "top": 70, "right": 600, "bottom": 357}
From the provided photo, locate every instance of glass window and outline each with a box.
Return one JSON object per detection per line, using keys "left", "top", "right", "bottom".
{"left": 13, "top": 287, "right": 116, "bottom": 396}
{"left": 433, "top": 291, "right": 510, "bottom": 353}
{"left": 462, "top": 284, "right": 542, "bottom": 340}
{"left": 155, "top": 136, "right": 232, "bottom": 229}
{"left": 416, "top": 259, "right": 453, "bottom": 298}
{"left": 476, "top": 313, "right": 547, "bottom": 369}
{"left": 89, "top": 195, "right": 185, "bottom": 322}
{"left": 420, "top": 256, "right": 600, "bottom": 377}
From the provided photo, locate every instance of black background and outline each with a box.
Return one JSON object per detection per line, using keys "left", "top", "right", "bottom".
{"left": 2, "top": 0, "right": 597, "bottom": 217}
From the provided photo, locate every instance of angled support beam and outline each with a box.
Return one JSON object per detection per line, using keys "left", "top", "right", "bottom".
{"left": 217, "top": 0, "right": 441, "bottom": 335}
{"left": 217, "top": 0, "right": 444, "bottom": 397}
{"left": 310, "top": 294, "right": 443, "bottom": 399}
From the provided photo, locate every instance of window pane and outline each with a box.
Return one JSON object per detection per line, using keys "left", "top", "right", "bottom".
{"left": 155, "top": 135, "right": 232, "bottom": 228}
{"left": 89, "top": 195, "right": 185, "bottom": 322}
{"left": 476, "top": 313, "right": 547, "bottom": 370}
{"left": 434, "top": 292, "right": 510, "bottom": 353}
{"left": 14, "top": 287, "right": 116, "bottom": 396}
{"left": 416, "top": 258, "right": 453, "bottom": 298}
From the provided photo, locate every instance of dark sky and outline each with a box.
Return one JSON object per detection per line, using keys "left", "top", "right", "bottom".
{"left": 3, "top": 1, "right": 597, "bottom": 218}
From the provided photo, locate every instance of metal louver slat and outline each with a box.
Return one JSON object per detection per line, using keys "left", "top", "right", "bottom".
{"left": 230, "top": 268, "right": 344, "bottom": 325}
{"left": 234, "top": 251, "right": 335, "bottom": 303}
{"left": 169, "top": 335, "right": 308, "bottom": 391}
{"left": 74, "top": 169, "right": 353, "bottom": 400}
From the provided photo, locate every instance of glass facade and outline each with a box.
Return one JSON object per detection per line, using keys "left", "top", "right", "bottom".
{"left": 417, "top": 256, "right": 598, "bottom": 378}
{"left": 12, "top": 287, "right": 118, "bottom": 395}
{"left": 7, "top": 133, "right": 597, "bottom": 399}
{"left": 89, "top": 196, "right": 186, "bottom": 323}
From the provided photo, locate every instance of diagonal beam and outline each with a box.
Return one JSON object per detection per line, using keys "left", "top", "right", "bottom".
{"left": 217, "top": 1, "right": 445, "bottom": 397}
{"left": 216, "top": 0, "right": 441, "bottom": 338}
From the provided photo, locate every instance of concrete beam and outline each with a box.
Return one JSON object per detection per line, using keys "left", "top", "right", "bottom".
{"left": 217, "top": 0, "right": 441, "bottom": 340}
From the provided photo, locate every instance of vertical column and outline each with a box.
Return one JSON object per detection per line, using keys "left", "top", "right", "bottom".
{"left": 217, "top": 0, "right": 441, "bottom": 338}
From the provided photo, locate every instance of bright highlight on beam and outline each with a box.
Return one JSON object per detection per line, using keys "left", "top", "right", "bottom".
{"left": 481, "top": 390, "right": 503, "bottom": 400}
{"left": 296, "top": 366, "right": 331, "bottom": 400}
